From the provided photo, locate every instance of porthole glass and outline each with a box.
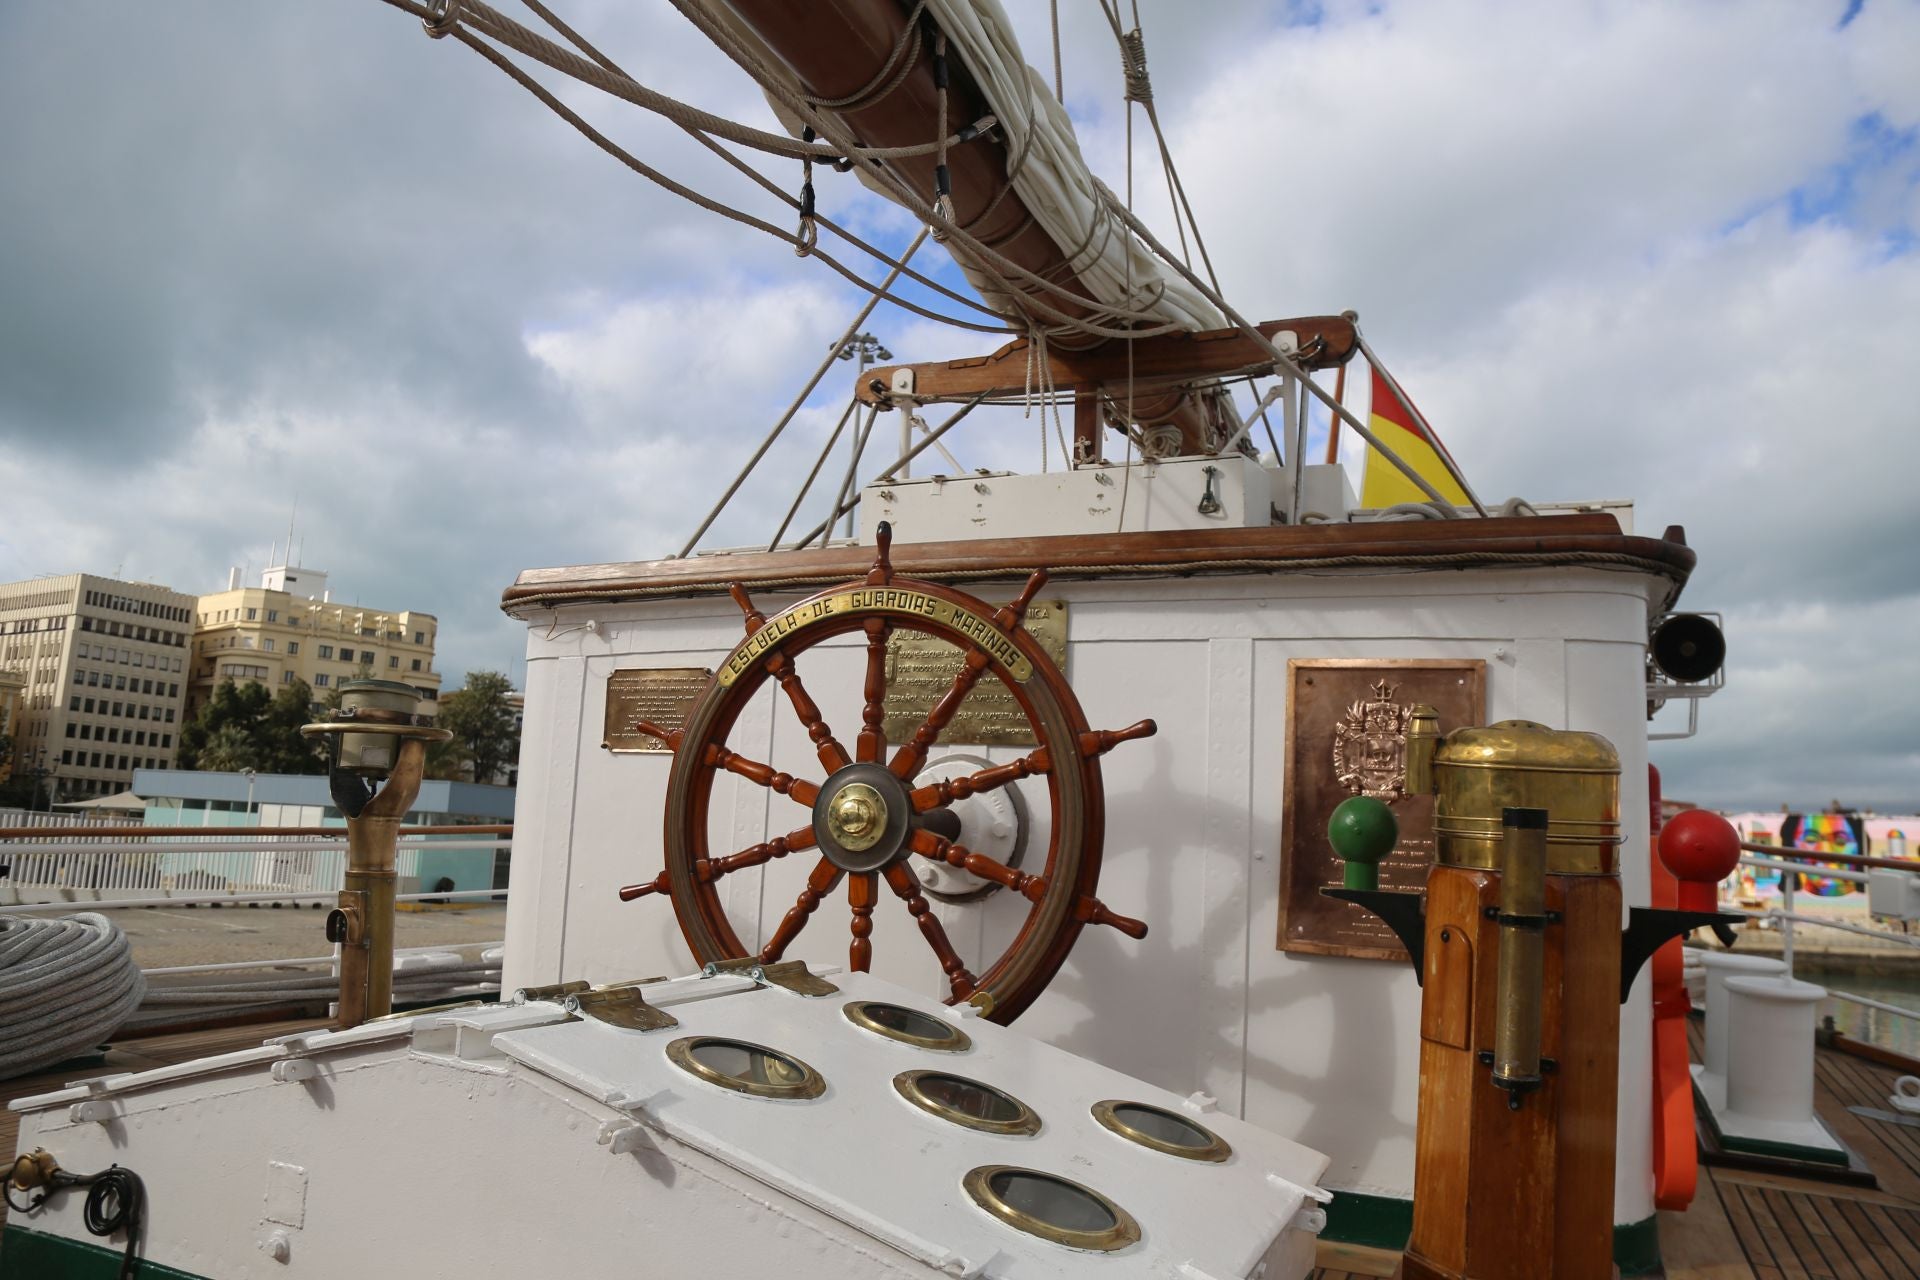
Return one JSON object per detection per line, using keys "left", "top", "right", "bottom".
{"left": 893, "top": 1070, "right": 1040, "bottom": 1135}
{"left": 962, "top": 1165, "right": 1141, "bottom": 1252}
{"left": 665, "top": 1036, "right": 824, "bottom": 1100}
{"left": 844, "top": 1000, "right": 972, "bottom": 1052}
{"left": 1090, "top": 1099, "right": 1232, "bottom": 1161}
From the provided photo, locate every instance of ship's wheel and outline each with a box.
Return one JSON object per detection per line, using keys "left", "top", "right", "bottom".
{"left": 620, "top": 523, "right": 1154, "bottom": 1023}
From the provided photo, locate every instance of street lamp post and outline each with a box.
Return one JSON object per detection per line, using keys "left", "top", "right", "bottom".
{"left": 832, "top": 332, "right": 892, "bottom": 538}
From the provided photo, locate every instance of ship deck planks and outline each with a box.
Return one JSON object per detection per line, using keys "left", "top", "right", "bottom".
{"left": 8, "top": 1013, "right": 1920, "bottom": 1275}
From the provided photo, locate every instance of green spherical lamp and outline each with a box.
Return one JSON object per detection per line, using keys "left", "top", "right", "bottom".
{"left": 1328, "top": 796, "right": 1399, "bottom": 890}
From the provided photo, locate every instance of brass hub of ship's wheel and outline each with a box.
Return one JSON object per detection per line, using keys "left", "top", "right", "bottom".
{"left": 619, "top": 523, "right": 1157, "bottom": 1024}
{"left": 813, "top": 764, "right": 910, "bottom": 873}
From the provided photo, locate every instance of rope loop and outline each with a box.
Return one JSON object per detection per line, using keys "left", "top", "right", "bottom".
{"left": 1120, "top": 28, "right": 1151, "bottom": 103}
{"left": 796, "top": 126, "right": 819, "bottom": 257}
{"left": 422, "top": 0, "right": 464, "bottom": 40}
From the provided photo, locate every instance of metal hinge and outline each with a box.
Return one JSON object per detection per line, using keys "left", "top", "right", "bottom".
{"left": 514, "top": 979, "right": 590, "bottom": 1004}
{"left": 702, "top": 957, "right": 839, "bottom": 997}
{"left": 565, "top": 986, "right": 679, "bottom": 1032}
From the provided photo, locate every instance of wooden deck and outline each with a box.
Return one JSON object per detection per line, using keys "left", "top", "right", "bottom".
{"left": 9, "top": 1014, "right": 1920, "bottom": 1276}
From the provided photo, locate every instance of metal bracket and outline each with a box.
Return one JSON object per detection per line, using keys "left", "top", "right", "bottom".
{"left": 1619, "top": 907, "right": 1740, "bottom": 1003}
{"left": 1322, "top": 888, "right": 1426, "bottom": 984}
{"left": 702, "top": 957, "right": 840, "bottom": 997}
{"left": 565, "top": 986, "right": 678, "bottom": 1032}
{"left": 514, "top": 979, "right": 590, "bottom": 1004}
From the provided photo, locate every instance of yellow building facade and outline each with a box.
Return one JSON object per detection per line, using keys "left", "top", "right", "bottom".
{"left": 190, "top": 564, "right": 442, "bottom": 719}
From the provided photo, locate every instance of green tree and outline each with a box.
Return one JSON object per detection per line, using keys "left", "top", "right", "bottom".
{"left": 435, "top": 671, "right": 519, "bottom": 785}
{"left": 178, "top": 678, "right": 327, "bottom": 775}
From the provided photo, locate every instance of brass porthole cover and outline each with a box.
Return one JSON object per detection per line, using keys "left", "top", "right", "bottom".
{"left": 893, "top": 1070, "right": 1040, "bottom": 1135}
{"left": 962, "top": 1165, "right": 1142, "bottom": 1253}
{"left": 843, "top": 1000, "right": 973, "bottom": 1052}
{"left": 1091, "top": 1099, "right": 1232, "bottom": 1162}
{"left": 665, "top": 1036, "right": 825, "bottom": 1100}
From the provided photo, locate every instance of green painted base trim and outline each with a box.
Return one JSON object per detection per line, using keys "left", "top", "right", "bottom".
{"left": 1323, "top": 1190, "right": 1413, "bottom": 1250}
{"left": 1, "top": 1224, "right": 203, "bottom": 1280}
{"left": 1321, "top": 1194, "right": 1662, "bottom": 1272}
{"left": 1615, "top": 1214, "right": 1662, "bottom": 1276}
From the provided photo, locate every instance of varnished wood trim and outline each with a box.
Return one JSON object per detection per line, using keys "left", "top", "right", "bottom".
{"left": 502, "top": 515, "right": 1694, "bottom": 613}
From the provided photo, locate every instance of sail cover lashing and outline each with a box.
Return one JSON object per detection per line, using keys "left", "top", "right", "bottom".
{"left": 693, "top": 0, "right": 1245, "bottom": 452}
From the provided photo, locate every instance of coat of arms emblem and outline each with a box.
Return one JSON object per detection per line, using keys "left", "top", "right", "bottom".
{"left": 1331, "top": 678, "right": 1415, "bottom": 800}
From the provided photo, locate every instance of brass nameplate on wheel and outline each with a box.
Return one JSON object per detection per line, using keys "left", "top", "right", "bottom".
{"left": 603, "top": 667, "right": 713, "bottom": 753}
{"left": 1278, "top": 658, "right": 1485, "bottom": 961}
{"left": 717, "top": 587, "right": 1035, "bottom": 687}
{"left": 882, "top": 599, "right": 1067, "bottom": 748}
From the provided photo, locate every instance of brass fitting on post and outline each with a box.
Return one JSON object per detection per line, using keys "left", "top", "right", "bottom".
{"left": 302, "top": 680, "right": 452, "bottom": 1029}
{"left": 1491, "top": 807, "right": 1549, "bottom": 1107}
{"left": 1405, "top": 704, "right": 1440, "bottom": 796}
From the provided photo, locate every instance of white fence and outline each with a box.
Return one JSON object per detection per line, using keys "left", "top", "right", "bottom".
{"left": 0, "top": 829, "right": 509, "bottom": 907}
{"left": 0, "top": 806, "right": 117, "bottom": 831}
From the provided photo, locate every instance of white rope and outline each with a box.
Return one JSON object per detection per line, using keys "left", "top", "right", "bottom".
{"left": 0, "top": 913, "right": 145, "bottom": 1079}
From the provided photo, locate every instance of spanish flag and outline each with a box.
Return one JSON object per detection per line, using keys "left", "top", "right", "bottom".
{"left": 1359, "top": 365, "right": 1469, "bottom": 508}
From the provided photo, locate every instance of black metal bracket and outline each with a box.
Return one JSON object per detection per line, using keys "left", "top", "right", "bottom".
{"left": 330, "top": 768, "right": 373, "bottom": 820}
{"left": 1322, "top": 888, "right": 1426, "bottom": 984}
{"left": 1619, "top": 907, "right": 1740, "bottom": 1003}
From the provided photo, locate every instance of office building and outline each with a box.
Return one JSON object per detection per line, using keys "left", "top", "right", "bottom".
{"left": 0, "top": 574, "right": 196, "bottom": 799}
{"left": 190, "top": 562, "right": 442, "bottom": 718}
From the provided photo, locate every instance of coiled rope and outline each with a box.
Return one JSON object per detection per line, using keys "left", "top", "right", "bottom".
{"left": 0, "top": 912, "right": 146, "bottom": 1080}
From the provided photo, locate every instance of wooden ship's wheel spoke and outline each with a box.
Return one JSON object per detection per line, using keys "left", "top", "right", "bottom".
{"left": 624, "top": 522, "right": 1157, "bottom": 1023}
{"left": 759, "top": 856, "right": 844, "bottom": 964}
{"left": 882, "top": 860, "right": 978, "bottom": 1000}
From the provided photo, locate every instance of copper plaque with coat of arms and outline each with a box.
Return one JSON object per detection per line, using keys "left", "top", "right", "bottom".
{"left": 1277, "top": 659, "right": 1485, "bottom": 960}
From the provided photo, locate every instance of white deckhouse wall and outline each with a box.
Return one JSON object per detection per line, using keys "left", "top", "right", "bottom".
{"left": 505, "top": 559, "right": 1666, "bottom": 1230}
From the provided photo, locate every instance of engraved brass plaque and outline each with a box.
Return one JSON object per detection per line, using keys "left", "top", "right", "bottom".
{"left": 1278, "top": 658, "right": 1485, "bottom": 960}
{"left": 882, "top": 599, "right": 1067, "bottom": 747}
{"left": 718, "top": 586, "right": 1034, "bottom": 688}
{"left": 603, "top": 667, "right": 714, "bottom": 753}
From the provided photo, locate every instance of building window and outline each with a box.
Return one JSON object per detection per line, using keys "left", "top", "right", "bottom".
{"left": 115, "top": 675, "right": 126, "bottom": 690}
{"left": 414, "top": 631, "right": 425, "bottom": 645}
{"left": 266, "top": 609, "right": 278, "bottom": 623}
{"left": 246, "top": 608, "right": 258, "bottom": 620}
{"left": 287, "top": 642, "right": 299, "bottom": 655}
{"left": 135, "top": 731, "right": 146, "bottom": 746}
{"left": 263, "top": 639, "right": 274, "bottom": 651}
{"left": 141, "top": 679, "right": 153, "bottom": 695}
{"left": 84, "top": 698, "right": 94, "bottom": 712}
{"left": 315, "top": 674, "right": 329, "bottom": 687}
{"left": 318, "top": 645, "right": 334, "bottom": 659}
{"left": 60, "top": 750, "right": 71, "bottom": 765}
{"left": 282, "top": 671, "right": 294, "bottom": 684}
{"left": 68, "top": 695, "right": 80, "bottom": 711}
{"left": 86, "top": 671, "right": 98, "bottom": 687}
{"left": 389, "top": 656, "right": 399, "bottom": 668}
{"left": 411, "top": 659, "right": 422, "bottom": 671}
{"left": 168, "top": 682, "right": 178, "bottom": 696}
{"left": 89, "top": 752, "right": 100, "bottom": 767}
{"left": 108, "top": 728, "right": 119, "bottom": 743}
{"left": 162, "top": 734, "right": 172, "bottom": 748}
{"left": 165, "top": 708, "right": 175, "bottom": 723}
{"left": 340, "top": 648, "right": 355, "bottom": 663}
{"left": 65, "top": 723, "right": 75, "bottom": 738}
{"left": 111, "top": 702, "right": 122, "bottom": 716}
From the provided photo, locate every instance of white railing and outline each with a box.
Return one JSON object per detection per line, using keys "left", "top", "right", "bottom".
{"left": 1733, "top": 847, "right": 1920, "bottom": 1027}
{"left": 0, "top": 806, "right": 117, "bottom": 831}
{"left": 0, "top": 825, "right": 509, "bottom": 908}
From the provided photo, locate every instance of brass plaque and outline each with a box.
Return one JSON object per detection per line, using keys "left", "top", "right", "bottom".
{"left": 882, "top": 599, "right": 1067, "bottom": 747}
{"left": 719, "top": 586, "right": 1034, "bottom": 688}
{"left": 603, "top": 667, "right": 714, "bottom": 753}
{"left": 1277, "top": 658, "right": 1485, "bottom": 960}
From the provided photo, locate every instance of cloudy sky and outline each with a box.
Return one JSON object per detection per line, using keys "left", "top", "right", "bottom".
{"left": 2, "top": 1, "right": 1915, "bottom": 811}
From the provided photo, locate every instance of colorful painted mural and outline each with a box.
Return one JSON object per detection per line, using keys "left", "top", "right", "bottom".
{"left": 1721, "top": 811, "right": 1920, "bottom": 907}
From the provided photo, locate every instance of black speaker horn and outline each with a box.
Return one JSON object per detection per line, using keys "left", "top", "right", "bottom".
{"left": 1651, "top": 614, "right": 1725, "bottom": 683}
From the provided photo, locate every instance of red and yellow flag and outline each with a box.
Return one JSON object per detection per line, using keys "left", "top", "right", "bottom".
{"left": 1359, "top": 366, "right": 1468, "bottom": 508}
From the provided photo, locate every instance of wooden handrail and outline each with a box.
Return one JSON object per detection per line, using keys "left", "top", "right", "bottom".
{"left": 1738, "top": 839, "right": 1920, "bottom": 874}
{"left": 0, "top": 823, "right": 512, "bottom": 841}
